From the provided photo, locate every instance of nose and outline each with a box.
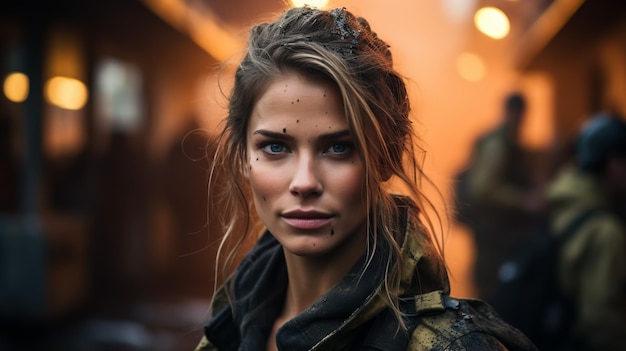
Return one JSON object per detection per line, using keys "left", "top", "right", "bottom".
{"left": 289, "top": 154, "right": 322, "bottom": 198}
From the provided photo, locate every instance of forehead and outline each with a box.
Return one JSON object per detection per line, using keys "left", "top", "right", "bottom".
{"left": 261, "top": 71, "right": 339, "bottom": 104}
{"left": 249, "top": 71, "right": 347, "bottom": 129}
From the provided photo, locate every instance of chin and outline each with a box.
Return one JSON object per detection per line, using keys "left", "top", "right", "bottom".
{"left": 279, "top": 237, "right": 337, "bottom": 257}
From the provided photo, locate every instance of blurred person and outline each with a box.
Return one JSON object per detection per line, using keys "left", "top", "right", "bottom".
{"left": 194, "top": 6, "right": 537, "bottom": 351}
{"left": 460, "top": 92, "right": 547, "bottom": 303}
{"left": 546, "top": 112, "right": 626, "bottom": 350}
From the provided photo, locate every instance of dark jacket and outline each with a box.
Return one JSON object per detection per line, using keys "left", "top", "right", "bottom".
{"left": 195, "top": 199, "right": 537, "bottom": 351}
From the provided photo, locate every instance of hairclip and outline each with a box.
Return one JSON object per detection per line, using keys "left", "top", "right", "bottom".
{"left": 330, "top": 7, "right": 360, "bottom": 43}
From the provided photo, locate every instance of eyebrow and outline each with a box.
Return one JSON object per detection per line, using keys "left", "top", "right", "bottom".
{"left": 252, "top": 129, "right": 351, "bottom": 141}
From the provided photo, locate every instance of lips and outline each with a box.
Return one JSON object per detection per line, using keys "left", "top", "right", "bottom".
{"left": 281, "top": 210, "right": 334, "bottom": 230}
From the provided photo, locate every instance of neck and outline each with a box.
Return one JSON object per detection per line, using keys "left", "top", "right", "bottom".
{"left": 280, "top": 231, "right": 368, "bottom": 319}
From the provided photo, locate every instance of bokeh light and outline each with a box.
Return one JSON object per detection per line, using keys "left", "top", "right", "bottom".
{"left": 290, "top": 0, "right": 329, "bottom": 9}
{"left": 44, "top": 76, "right": 88, "bottom": 110}
{"left": 474, "top": 6, "right": 510, "bottom": 39}
{"left": 3, "top": 72, "right": 29, "bottom": 103}
{"left": 456, "top": 52, "right": 486, "bottom": 82}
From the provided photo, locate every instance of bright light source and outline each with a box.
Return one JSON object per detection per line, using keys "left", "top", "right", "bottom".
{"left": 45, "top": 76, "right": 88, "bottom": 110}
{"left": 3, "top": 72, "right": 29, "bottom": 103}
{"left": 456, "top": 52, "right": 486, "bottom": 82}
{"left": 474, "top": 6, "right": 510, "bottom": 39}
{"left": 290, "top": 0, "right": 329, "bottom": 9}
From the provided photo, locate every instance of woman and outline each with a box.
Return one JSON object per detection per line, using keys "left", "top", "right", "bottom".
{"left": 196, "top": 6, "right": 536, "bottom": 351}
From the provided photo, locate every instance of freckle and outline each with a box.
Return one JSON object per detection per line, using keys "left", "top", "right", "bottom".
{"left": 323, "top": 93, "right": 326, "bottom": 97}
{"left": 256, "top": 157, "right": 259, "bottom": 161}
{"left": 297, "top": 120, "right": 299, "bottom": 123}
{"left": 328, "top": 126, "right": 331, "bottom": 129}
{"left": 313, "top": 243, "right": 316, "bottom": 247}
{"left": 297, "top": 99, "right": 300, "bottom": 102}
{"left": 263, "top": 196, "right": 266, "bottom": 201}
{"left": 283, "top": 128, "right": 286, "bottom": 133}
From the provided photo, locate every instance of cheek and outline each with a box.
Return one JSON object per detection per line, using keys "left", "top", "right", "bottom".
{"left": 248, "top": 164, "right": 287, "bottom": 201}
{"left": 331, "top": 164, "right": 366, "bottom": 203}
{"left": 349, "top": 178, "right": 366, "bottom": 204}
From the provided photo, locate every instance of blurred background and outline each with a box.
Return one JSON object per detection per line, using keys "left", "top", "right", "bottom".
{"left": 0, "top": 0, "right": 624, "bottom": 349}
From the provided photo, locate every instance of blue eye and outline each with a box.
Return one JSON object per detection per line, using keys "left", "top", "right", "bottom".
{"left": 330, "top": 144, "right": 347, "bottom": 153}
{"left": 324, "top": 142, "right": 353, "bottom": 156}
{"left": 263, "top": 143, "right": 287, "bottom": 154}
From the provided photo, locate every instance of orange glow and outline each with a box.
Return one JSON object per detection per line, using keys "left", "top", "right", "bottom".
{"left": 290, "top": 0, "right": 329, "bottom": 8}
{"left": 3, "top": 72, "right": 29, "bottom": 103}
{"left": 44, "top": 106, "right": 86, "bottom": 158}
{"left": 44, "top": 76, "right": 88, "bottom": 110}
{"left": 474, "top": 6, "right": 510, "bottom": 39}
{"left": 519, "top": 73, "right": 555, "bottom": 151}
{"left": 456, "top": 52, "right": 486, "bottom": 82}
{"left": 140, "top": 0, "right": 244, "bottom": 62}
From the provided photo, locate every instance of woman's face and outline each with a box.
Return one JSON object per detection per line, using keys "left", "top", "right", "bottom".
{"left": 246, "top": 71, "right": 368, "bottom": 258}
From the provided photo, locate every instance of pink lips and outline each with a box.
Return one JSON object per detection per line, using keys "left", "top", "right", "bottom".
{"left": 281, "top": 210, "right": 333, "bottom": 230}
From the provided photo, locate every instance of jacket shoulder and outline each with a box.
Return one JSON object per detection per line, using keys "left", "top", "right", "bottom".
{"left": 407, "top": 293, "right": 537, "bottom": 351}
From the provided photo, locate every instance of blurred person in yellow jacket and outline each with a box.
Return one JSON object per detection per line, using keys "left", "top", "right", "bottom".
{"left": 546, "top": 112, "right": 626, "bottom": 350}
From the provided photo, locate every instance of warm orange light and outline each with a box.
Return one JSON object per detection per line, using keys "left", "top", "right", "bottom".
{"left": 474, "top": 7, "right": 510, "bottom": 39}
{"left": 290, "top": 0, "right": 329, "bottom": 8}
{"left": 519, "top": 73, "right": 555, "bottom": 150}
{"left": 3, "top": 72, "right": 29, "bottom": 103}
{"left": 456, "top": 52, "right": 486, "bottom": 82}
{"left": 44, "top": 76, "right": 88, "bottom": 110}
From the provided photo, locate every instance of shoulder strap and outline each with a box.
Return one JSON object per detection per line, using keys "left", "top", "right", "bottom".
{"left": 413, "top": 290, "right": 460, "bottom": 314}
{"left": 555, "top": 208, "right": 599, "bottom": 245}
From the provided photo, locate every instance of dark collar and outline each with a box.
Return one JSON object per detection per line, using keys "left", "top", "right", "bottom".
{"left": 205, "top": 231, "right": 388, "bottom": 351}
